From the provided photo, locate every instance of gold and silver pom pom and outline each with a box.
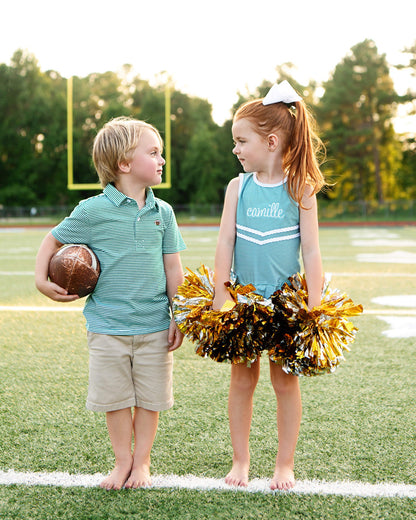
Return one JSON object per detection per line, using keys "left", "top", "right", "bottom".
{"left": 172, "top": 265, "right": 274, "bottom": 364}
{"left": 173, "top": 266, "right": 363, "bottom": 375}
{"left": 269, "top": 273, "right": 363, "bottom": 376}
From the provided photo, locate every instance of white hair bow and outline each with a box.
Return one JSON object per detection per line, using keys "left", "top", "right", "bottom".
{"left": 262, "top": 80, "right": 302, "bottom": 106}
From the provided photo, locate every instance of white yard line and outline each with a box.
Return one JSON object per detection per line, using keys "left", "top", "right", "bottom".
{"left": 0, "top": 469, "right": 415, "bottom": 498}
{"left": 0, "top": 306, "right": 84, "bottom": 312}
{"left": 1, "top": 305, "right": 416, "bottom": 316}
{"left": 364, "top": 309, "right": 416, "bottom": 315}
{"left": 329, "top": 272, "right": 416, "bottom": 277}
{"left": 2, "top": 271, "right": 416, "bottom": 277}
{"left": 0, "top": 271, "right": 34, "bottom": 275}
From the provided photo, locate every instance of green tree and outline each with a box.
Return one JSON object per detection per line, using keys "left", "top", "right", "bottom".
{"left": 231, "top": 63, "right": 320, "bottom": 114}
{"left": 394, "top": 40, "right": 416, "bottom": 198}
{"left": 317, "top": 40, "right": 402, "bottom": 203}
{"left": 143, "top": 85, "right": 223, "bottom": 206}
{"left": 0, "top": 50, "right": 71, "bottom": 206}
{"left": 0, "top": 51, "right": 231, "bottom": 209}
{"left": 181, "top": 123, "right": 236, "bottom": 206}
{"left": 70, "top": 70, "right": 131, "bottom": 189}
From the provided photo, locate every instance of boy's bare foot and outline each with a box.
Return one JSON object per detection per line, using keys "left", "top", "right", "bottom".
{"left": 270, "top": 465, "right": 295, "bottom": 491}
{"left": 100, "top": 461, "right": 132, "bottom": 490}
{"left": 224, "top": 461, "right": 249, "bottom": 487}
{"left": 124, "top": 463, "right": 152, "bottom": 489}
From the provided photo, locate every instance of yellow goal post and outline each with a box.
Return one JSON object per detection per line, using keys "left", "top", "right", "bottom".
{"left": 67, "top": 76, "right": 171, "bottom": 190}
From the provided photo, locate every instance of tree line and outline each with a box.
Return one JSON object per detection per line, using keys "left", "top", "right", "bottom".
{"left": 0, "top": 39, "right": 415, "bottom": 210}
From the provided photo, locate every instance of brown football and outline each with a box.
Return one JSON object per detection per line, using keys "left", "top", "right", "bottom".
{"left": 48, "top": 244, "right": 100, "bottom": 297}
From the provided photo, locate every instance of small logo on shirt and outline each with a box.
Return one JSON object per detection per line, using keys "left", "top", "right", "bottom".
{"left": 155, "top": 220, "right": 161, "bottom": 226}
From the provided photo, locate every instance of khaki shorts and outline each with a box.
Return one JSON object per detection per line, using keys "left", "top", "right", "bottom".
{"left": 86, "top": 330, "right": 173, "bottom": 413}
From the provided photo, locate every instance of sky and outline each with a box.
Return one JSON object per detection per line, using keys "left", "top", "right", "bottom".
{"left": 2, "top": 0, "right": 416, "bottom": 128}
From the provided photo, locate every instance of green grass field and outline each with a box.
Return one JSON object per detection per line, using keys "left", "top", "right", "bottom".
{"left": 0, "top": 225, "right": 415, "bottom": 519}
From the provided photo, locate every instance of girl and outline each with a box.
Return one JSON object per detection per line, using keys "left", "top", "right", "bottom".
{"left": 212, "top": 81, "right": 326, "bottom": 490}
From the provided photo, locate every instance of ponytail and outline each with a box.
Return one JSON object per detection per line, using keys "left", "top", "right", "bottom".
{"left": 284, "top": 101, "right": 326, "bottom": 206}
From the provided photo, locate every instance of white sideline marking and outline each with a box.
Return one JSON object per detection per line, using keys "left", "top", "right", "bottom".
{"left": 0, "top": 271, "right": 34, "bottom": 275}
{"left": 357, "top": 251, "right": 416, "bottom": 264}
{"left": 2, "top": 270, "right": 416, "bottom": 278}
{"left": 348, "top": 230, "right": 400, "bottom": 239}
{"left": 0, "top": 306, "right": 84, "bottom": 312}
{"left": 0, "top": 470, "right": 415, "bottom": 498}
{"left": 1, "top": 305, "right": 416, "bottom": 316}
{"left": 352, "top": 239, "right": 416, "bottom": 247}
{"left": 331, "top": 272, "right": 416, "bottom": 277}
{"left": 364, "top": 309, "right": 416, "bottom": 316}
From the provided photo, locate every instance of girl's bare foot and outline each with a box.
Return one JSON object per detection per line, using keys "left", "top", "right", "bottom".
{"left": 270, "top": 465, "right": 295, "bottom": 491}
{"left": 100, "top": 460, "right": 132, "bottom": 490}
{"left": 224, "top": 460, "right": 249, "bottom": 487}
{"left": 124, "top": 463, "right": 152, "bottom": 489}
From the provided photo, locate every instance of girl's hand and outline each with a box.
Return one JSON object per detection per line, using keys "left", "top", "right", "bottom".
{"left": 36, "top": 279, "right": 80, "bottom": 302}
{"left": 212, "top": 286, "right": 234, "bottom": 311}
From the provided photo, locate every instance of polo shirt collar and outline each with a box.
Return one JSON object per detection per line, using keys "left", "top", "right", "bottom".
{"left": 104, "top": 183, "right": 128, "bottom": 207}
{"left": 144, "top": 187, "right": 157, "bottom": 209}
{"left": 104, "top": 183, "right": 158, "bottom": 209}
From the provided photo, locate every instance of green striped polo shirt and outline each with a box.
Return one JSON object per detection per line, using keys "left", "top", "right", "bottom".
{"left": 51, "top": 183, "right": 186, "bottom": 335}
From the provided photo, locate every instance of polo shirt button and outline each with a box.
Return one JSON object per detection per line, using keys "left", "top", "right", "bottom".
{"left": 137, "top": 217, "right": 140, "bottom": 221}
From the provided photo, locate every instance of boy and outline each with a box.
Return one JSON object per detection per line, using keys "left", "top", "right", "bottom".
{"left": 35, "top": 117, "right": 185, "bottom": 490}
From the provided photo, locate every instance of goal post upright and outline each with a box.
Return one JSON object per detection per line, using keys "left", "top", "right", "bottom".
{"left": 67, "top": 76, "right": 171, "bottom": 190}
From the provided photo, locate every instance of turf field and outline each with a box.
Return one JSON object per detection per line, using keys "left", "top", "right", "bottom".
{"left": 0, "top": 225, "right": 415, "bottom": 519}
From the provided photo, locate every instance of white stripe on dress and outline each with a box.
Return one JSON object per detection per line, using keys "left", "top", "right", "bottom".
{"left": 236, "top": 231, "right": 301, "bottom": 246}
{"left": 236, "top": 223, "right": 300, "bottom": 237}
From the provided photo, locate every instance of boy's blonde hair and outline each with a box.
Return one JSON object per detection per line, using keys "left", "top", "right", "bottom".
{"left": 92, "top": 117, "right": 163, "bottom": 187}
{"left": 234, "top": 99, "right": 326, "bottom": 206}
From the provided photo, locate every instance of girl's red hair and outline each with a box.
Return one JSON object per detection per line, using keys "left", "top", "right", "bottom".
{"left": 234, "top": 98, "right": 326, "bottom": 206}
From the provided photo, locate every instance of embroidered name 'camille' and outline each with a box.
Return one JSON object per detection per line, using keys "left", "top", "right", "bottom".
{"left": 247, "top": 203, "right": 285, "bottom": 218}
